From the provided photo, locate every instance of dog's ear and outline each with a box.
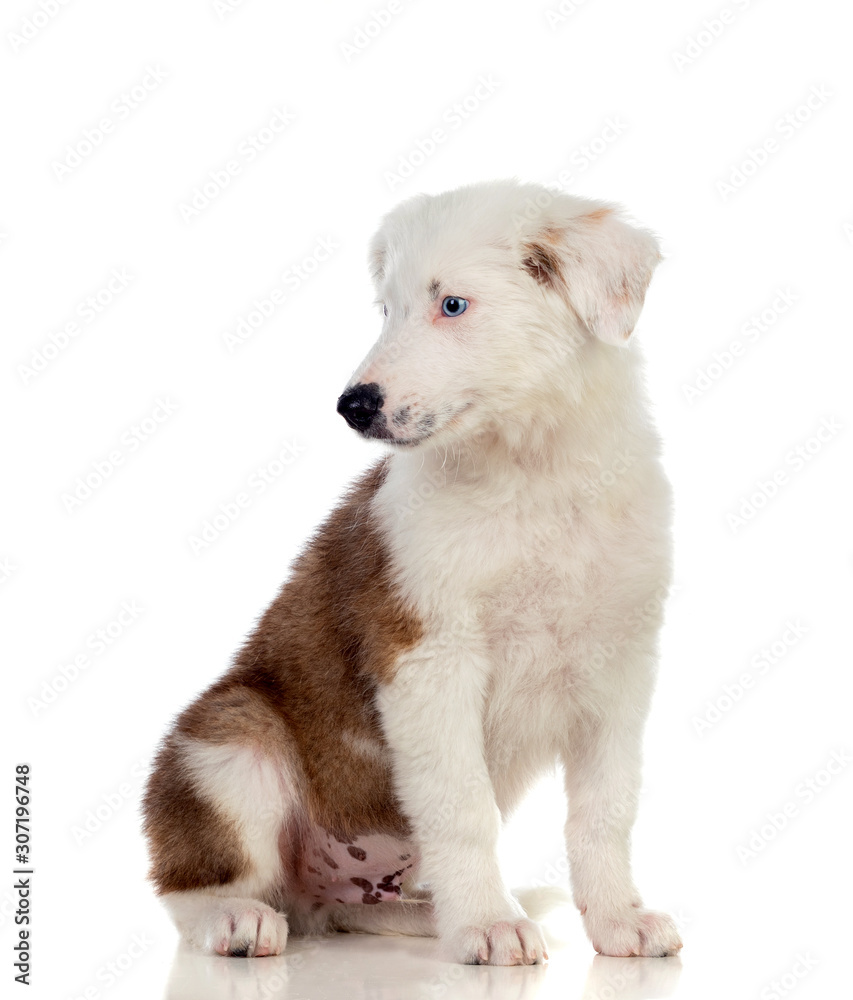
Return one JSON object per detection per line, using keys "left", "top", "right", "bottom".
{"left": 522, "top": 207, "right": 661, "bottom": 346}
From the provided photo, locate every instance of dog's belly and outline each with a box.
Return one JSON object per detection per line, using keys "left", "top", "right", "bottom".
{"left": 293, "top": 826, "right": 419, "bottom": 907}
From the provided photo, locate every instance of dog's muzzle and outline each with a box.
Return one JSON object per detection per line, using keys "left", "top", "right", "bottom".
{"left": 337, "top": 382, "right": 384, "bottom": 432}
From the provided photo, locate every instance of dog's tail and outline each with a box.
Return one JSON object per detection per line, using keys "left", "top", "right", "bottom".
{"left": 512, "top": 885, "right": 574, "bottom": 923}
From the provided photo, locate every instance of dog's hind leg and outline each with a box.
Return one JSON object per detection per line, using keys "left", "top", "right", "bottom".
{"left": 143, "top": 734, "right": 296, "bottom": 957}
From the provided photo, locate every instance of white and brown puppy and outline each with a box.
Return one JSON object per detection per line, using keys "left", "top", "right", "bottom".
{"left": 143, "top": 179, "right": 682, "bottom": 966}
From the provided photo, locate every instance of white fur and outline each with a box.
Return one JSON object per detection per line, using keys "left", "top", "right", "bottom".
{"left": 161, "top": 180, "right": 682, "bottom": 965}
{"left": 357, "top": 180, "right": 681, "bottom": 962}
{"left": 162, "top": 738, "right": 298, "bottom": 956}
{"left": 177, "top": 737, "right": 297, "bottom": 901}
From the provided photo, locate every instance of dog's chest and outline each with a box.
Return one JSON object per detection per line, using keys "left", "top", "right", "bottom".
{"left": 381, "top": 460, "right": 652, "bottom": 677}
{"left": 431, "top": 491, "right": 607, "bottom": 657}
{"left": 481, "top": 547, "right": 594, "bottom": 675}
{"left": 450, "top": 487, "right": 607, "bottom": 618}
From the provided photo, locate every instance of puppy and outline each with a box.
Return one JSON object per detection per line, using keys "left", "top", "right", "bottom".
{"left": 143, "top": 179, "right": 682, "bottom": 965}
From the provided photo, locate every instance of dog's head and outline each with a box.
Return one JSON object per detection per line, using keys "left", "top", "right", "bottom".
{"left": 337, "top": 179, "right": 661, "bottom": 447}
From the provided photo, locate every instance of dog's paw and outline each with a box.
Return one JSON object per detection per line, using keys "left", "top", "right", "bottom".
{"left": 584, "top": 907, "right": 682, "bottom": 957}
{"left": 448, "top": 918, "right": 549, "bottom": 965}
{"left": 203, "top": 898, "right": 289, "bottom": 957}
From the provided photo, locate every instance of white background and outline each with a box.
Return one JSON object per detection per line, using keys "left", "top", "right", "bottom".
{"left": 2, "top": 0, "right": 851, "bottom": 998}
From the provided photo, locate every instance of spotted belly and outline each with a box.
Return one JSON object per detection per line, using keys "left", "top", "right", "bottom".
{"left": 295, "top": 828, "right": 419, "bottom": 908}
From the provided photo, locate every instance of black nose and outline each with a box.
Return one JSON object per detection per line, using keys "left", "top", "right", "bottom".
{"left": 337, "top": 382, "right": 384, "bottom": 431}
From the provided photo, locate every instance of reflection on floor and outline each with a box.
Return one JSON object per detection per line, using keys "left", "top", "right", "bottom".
{"left": 164, "top": 930, "right": 683, "bottom": 1000}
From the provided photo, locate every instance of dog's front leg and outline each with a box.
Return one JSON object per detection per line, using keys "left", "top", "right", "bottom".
{"left": 376, "top": 633, "right": 548, "bottom": 966}
{"left": 563, "top": 696, "right": 682, "bottom": 958}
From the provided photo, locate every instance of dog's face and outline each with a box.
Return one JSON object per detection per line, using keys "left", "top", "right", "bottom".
{"left": 337, "top": 180, "right": 661, "bottom": 448}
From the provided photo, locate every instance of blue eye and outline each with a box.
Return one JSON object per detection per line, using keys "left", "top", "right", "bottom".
{"left": 441, "top": 296, "right": 468, "bottom": 317}
{"left": 383, "top": 304, "right": 388, "bottom": 316}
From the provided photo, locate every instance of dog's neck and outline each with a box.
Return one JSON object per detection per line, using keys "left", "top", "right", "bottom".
{"left": 402, "top": 341, "right": 658, "bottom": 493}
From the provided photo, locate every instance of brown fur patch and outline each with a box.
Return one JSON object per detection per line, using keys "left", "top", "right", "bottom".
{"left": 539, "top": 225, "right": 565, "bottom": 245}
{"left": 142, "top": 738, "right": 248, "bottom": 894}
{"left": 521, "top": 241, "right": 563, "bottom": 287}
{"left": 583, "top": 207, "right": 612, "bottom": 222}
{"left": 143, "top": 460, "right": 422, "bottom": 894}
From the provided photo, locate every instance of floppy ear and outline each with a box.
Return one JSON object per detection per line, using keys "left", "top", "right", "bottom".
{"left": 521, "top": 207, "right": 661, "bottom": 346}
